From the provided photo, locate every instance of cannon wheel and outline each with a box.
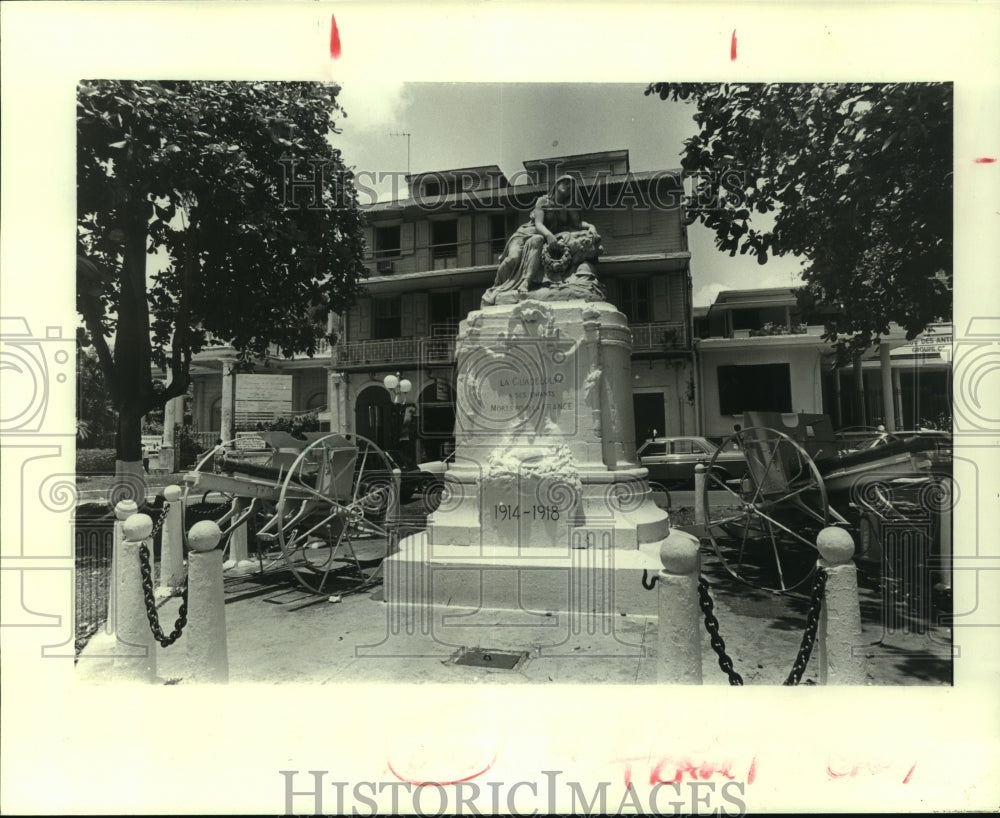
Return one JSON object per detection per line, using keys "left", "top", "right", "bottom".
{"left": 274, "top": 433, "right": 399, "bottom": 596}
{"left": 702, "top": 427, "right": 833, "bottom": 593}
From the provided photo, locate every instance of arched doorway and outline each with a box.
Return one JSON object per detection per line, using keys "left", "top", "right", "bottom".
{"left": 418, "top": 381, "right": 456, "bottom": 461}
{"left": 354, "top": 385, "right": 394, "bottom": 451}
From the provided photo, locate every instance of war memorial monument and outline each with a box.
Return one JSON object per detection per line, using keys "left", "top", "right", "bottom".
{"left": 385, "top": 175, "right": 699, "bottom": 622}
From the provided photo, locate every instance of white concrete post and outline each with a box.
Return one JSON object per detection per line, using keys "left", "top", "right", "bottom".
{"left": 891, "top": 368, "right": 904, "bottom": 430}
{"left": 108, "top": 499, "right": 139, "bottom": 635}
{"left": 327, "top": 370, "right": 343, "bottom": 434}
{"left": 879, "top": 342, "right": 896, "bottom": 432}
{"left": 220, "top": 358, "right": 236, "bottom": 444}
{"left": 816, "top": 527, "right": 867, "bottom": 685}
{"left": 224, "top": 497, "right": 250, "bottom": 568}
{"left": 160, "top": 393, "right": 181, "bottom": 473}
{"left": 693, "top": 463, "right": 707, "bottom": 537}
{"left": 185, "top": 520, "right": 228, "bottom": 683}
{"left": 114, "top": 512, "right": 158, "bottom": 682}
{"left": 158, "top": 486, "right": 186, "bottom": 596}
{"left": 656, "top": 533, "right": 703, "bottom": 684}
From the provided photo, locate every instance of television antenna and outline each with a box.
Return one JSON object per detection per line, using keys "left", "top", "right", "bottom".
{"left": 389, "top": 129, "right": 411, "bottom": 178}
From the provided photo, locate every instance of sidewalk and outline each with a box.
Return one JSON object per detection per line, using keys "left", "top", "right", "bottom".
{"left": 76, "top": 539, "right": 953, "bottom": 686}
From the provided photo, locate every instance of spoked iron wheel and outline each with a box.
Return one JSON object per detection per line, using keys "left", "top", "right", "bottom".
{"left": 274, "top": 433, "right": 400, "bottom": 596}
{"left": 703, "top": 427, "right": 834, "bottom": 593}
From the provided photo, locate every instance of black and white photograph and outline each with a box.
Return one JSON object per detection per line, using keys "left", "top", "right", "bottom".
{"left": 2, "top": 2, "right": 998, "bottom": 815}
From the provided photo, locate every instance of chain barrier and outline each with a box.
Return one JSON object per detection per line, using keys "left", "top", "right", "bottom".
{"left": 783, "top": 568, "right": 827, "bottom": 686}
{"left": 148, "top": 499, "right": 169, "bottom": 540}
{"left": 697, "top": 577, "right": 744, "bottom": 686}
{"left": 135, "top": 500, "right": 189, "bottom": 647}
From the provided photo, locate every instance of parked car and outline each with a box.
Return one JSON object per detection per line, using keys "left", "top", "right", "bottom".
{"left": 835, "top": 427, "right": 952, "bottom": 468}
{"left": 416, "top": 451, "right": 456, "bottom": 512}
{"left": 637, "top": 436, "right": 748, "bottom": 486}
{"left": 358, "top": 449, "right": 434, "bottom": 506}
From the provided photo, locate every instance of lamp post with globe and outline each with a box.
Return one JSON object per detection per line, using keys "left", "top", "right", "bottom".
{"left": 382, "top": 373, "right": 415, "bottom": 467}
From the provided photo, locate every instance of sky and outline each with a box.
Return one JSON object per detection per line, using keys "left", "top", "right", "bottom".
{"left": 329, "top": 82, "right": 804, "bottom": 307}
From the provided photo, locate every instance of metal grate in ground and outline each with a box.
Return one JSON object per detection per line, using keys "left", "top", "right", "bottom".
{"left": 451, "top": 648, "right": 529, "bottom": 671}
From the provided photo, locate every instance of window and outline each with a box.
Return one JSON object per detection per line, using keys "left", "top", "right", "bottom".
{"left": 429, "top": 290, "right": 461, "bottom": 334}
{"left": 612, "top": 208, "right": 651, "bottom": 237}
{"left": 423, "top": 180, "right": 441, "bottom": 197}
{"left": 374, "top": 225, "right": 401, "bottom": 259}
{"left": 671, "top": 440, "right": 697, "bottom": 455}
{"left": 618, "top": 279, "right": 651, "bottom": 324}
{"left": 489, "top": 213, "right": 508, "bottom": 260}
{"left": 641, "top": 441, "right": 666, "bottom": 457}
{"left": 717, "top": 363, "right": 792, "bottom": 415}
{"left": 372, "top": 297, "right": 401, "bottom": 339}
{"left": 431, "top": 220, "right": 458, "bottom": 269}
{"left": 731, "top": 309, "right": 761, "bottom": 331}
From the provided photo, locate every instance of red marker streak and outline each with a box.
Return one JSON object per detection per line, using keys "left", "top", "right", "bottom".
{"left": 903, "top": 763, "right": 917, "bottom": 784}
{"left": 973, "top": 157, "right": 996, "bottom": 163}
{"left": 329, "top": 14, "right": 342, "bottom": 59}
{"left": 730, "top": 30, "right": 738, "bottom": 61}
{"left": 747, "top": 756, "right": 757, "bottom": 784}
{"left": 386, "top": 755, "right": 496, "bottom": 787}
{"left": 650, "top": 758, "right": 736, "bottom": 785}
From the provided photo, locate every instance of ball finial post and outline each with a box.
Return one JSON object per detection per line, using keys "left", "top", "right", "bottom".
{"left": 188, "top": 520, "right": 223, "bottom": 552}
{"left": 816, "top": 526, "right": 855, "bottom": 565}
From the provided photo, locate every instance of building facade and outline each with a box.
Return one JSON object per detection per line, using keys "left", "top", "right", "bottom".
{"left": 331, "top": 149, "right": 696, "bottom": 462}
{"left": 693, "top": 287, "right": 952, "bottom": 441}
{"left": 183, "top": 149, "right": 697, "bottom": 462}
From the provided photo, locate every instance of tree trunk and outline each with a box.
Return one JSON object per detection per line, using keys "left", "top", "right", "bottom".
{"left": 110, "top": 208, "right": 154, "bottom": 506}
{"left": 113, "top": 409, "right": 148, "bottom": 505}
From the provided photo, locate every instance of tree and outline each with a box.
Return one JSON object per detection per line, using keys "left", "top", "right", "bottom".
{"left": 76, "top": 340, "right": 117, "bottom": 448}
{"left": 77, "top": 80, "right": 366, "bottom": 493}
{"left": 645, "top": 83, "right": 952, "bottom": 355}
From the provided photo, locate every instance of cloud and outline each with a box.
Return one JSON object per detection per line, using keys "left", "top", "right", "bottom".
{"left": 334, "top": 74, "right": 409, "bottom": 135}
{"left": 694, "top": 281, "right": 728, "bottom": 307}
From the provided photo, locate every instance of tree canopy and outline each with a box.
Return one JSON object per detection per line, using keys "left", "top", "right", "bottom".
{"left": 646, "top": 82, "right": 952, "bottom": 353}
{"left": 77, "top": 80, "right": 367, "bottom": 464}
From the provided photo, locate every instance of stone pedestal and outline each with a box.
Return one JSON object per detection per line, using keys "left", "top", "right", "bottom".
{"left": 389, "top": 298, "right": 690, "bottom": 618}
{"left": 424, "top": 298, "right": 669, "bottom": 551}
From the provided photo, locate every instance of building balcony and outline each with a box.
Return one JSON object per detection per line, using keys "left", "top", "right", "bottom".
{"left": 335, "top": 336, "right": 457, "bottom": 369}
{"left": 334, "top": 321, "right": 687, "bottom": 370}
{"left": 630, "top": 321, "right": 689, "bottom": 352}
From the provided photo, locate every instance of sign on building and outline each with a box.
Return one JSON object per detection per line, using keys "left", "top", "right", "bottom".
{"left": 235, "top": 374, "right": 293, "bottom": 425}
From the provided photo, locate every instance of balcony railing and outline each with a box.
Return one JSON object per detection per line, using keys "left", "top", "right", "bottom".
{"left": 335, "top": 336, "right": 456, "bottom": 368}
{"left": 265, "top": 338, "right": 332, "bottom": 359}
{"left": 336, "top": 322, "right": 687, "bottom": 368}
{"left": 630, "top": 321, "right": 688, "bottom": 351}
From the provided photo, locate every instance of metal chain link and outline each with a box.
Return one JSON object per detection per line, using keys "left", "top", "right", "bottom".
{"left": 148, "top": 500, "right": 170, "bottom": 540}
{"left": 138, "top": 536, "right": 188, "bottom": 648}
{"left": 697, "top": 577, "right": 744, "bottom": 686}
{"left": 783, "top": 568, "right": 827, "bottom": 686}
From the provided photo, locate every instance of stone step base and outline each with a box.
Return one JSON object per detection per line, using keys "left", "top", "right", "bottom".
{"left": 382, "top": 529, "right": 700, "bottom": 622}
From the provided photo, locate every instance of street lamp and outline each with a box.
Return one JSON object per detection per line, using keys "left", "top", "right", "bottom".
{"left": 382, "top": 373, "right": 415, "bottom": 466}
{"left": 383, "top": 372, "right": 412, "bottom": 404}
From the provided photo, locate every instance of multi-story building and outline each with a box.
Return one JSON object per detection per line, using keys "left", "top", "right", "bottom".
{"left": 694, "top": 287, "right": 951, "bottom": 440}
{"left": 330, "top": 149, "right": 696, "bottom": 462}
{"left": 182, "top": 149, "right": 698, "bottom": 462}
